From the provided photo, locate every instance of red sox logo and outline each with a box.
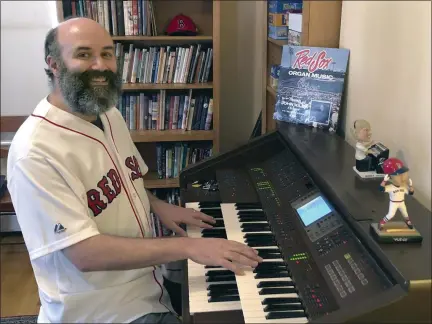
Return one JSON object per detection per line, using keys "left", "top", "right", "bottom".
{"left": 178, "top": 19, "right": 185, "bottom": 29}
{"left": 87, "top": 155, "right": 143, "bottom": 216}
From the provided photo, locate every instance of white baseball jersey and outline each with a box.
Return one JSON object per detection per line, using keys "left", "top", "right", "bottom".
{"left": 382, "top": 184, "right": 410, "bottom": 202}
{"left": 7, "top": 97, "right": 173, "bottom": 323}
{"left": 355, "top": 142, "right": 368, "bottom": 160}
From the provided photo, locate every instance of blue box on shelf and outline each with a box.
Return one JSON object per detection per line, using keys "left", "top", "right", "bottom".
{"left": 268, "top": 25, "right": 288, "bottom": 40}
{"left": 268, "top": 0, "right": 303, "bottom": 14}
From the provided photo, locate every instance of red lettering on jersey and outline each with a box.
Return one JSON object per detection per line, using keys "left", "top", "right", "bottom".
{"left": 87, "top": 189, "right": 107, "bottom": 216}
{"left": 97, "top": 176, "right": 117, "bottom": 203}
{"left": 107, "top": 169, "right": 121, "bottom": 195}
{"left": 125, "top": 156, "right": 143, "bottom": 180}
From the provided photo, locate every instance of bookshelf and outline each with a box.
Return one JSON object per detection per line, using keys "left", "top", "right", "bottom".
{"left": 262, "top": 0, "right": 342, "bottom": 133}
{"left": 55, "top": 0, "right": 220, "bottom": 189}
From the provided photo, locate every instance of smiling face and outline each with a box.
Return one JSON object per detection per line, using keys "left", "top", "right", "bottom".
{"left": 47, "top": 18, "right": 122, "bottom": 116}
{"left": 357, "top": 127, "right": 372, "bottom": 142}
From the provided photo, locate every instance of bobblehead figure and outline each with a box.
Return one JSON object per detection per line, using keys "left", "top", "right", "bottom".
{"left": 351, "top": 119, "right": 389, "bottom": 179}
{"left": 378, "top": 158, "right": 414, "bottom": 230}
{"left": 352, "top": 119, "right": 374, "bottom": 172}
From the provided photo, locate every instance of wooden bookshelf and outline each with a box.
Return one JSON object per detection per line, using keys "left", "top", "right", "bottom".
{"left": 122, "top": 82, "right": 213, "bottom": 91}
{"left": 261, "top": 1, "right": 342, "bottom": 133}
{"left": 55, "top": 0, "right": 220, "bottom": 189}
{"left": 131, "top": 129, "right": 213, "bottom": 142}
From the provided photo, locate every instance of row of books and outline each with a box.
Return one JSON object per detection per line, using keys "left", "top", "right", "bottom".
{"left": 156, "top": 143, "right": 212, "bottom": 179}
{"left": 62, "top": 0, "right": 157, "bottom": 36}
{"left": 118, "top": 92, "right": 213, "bottom": 131}
{"left": 116, "top": 43, "right": 213, "bottom": 84}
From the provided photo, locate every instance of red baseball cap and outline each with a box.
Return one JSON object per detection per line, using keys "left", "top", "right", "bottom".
{"left": 166, "top": 14, "right": 198, "bottom": 36}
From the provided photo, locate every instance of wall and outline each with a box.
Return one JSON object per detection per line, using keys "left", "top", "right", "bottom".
{"left": 339, "top": 1, "right": 431, "bottom": 209}
{"left": 219, "top": 1, "right": 265, "bottom": 152}
{"left": 1, "top": 1, "right": 56, "bottom": 116}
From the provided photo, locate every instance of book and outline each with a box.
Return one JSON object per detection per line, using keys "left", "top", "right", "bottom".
{"left": 273, "top": 45, "right": 350, "bottom": 132}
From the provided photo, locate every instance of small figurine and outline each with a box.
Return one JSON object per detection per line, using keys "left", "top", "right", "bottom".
{"left": 378, "top": 158, "right": 414, "bottom": 230}
{"left": 351, "top": 119, "right": 390, "bottom": 178}
{"left": 352, "top": 119, "right": 374, "bottom": 172}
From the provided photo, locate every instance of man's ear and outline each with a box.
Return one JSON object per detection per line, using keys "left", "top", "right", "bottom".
{"left": 46, "top": 56, "right": 60, "bottom": 77}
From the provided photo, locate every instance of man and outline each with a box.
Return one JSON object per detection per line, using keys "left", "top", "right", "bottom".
{"left": 7, "top": 17, "right": 262, "bottom": 323}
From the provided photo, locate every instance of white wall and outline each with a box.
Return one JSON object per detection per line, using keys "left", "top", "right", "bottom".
{"left": 340, "top": 1, "right": 431, "bottom": 209}
{"left": 1, "top": 1, "right": 57, "bottom": 116}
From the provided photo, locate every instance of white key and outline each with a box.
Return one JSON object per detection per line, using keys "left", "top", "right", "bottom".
{"left": 185, "top": 202, "right": 241, "bottom": 314}
{"left": 221, "top": 203, "right": 308, "bottom": 323}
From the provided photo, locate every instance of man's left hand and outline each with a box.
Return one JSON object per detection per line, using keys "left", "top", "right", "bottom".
{"left": 152, "top": 201, "right": 216, "bottom": 237}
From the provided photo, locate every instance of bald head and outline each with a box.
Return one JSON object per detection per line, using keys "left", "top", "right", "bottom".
{"left": 43, "top": 17, "right": 122, "bottom": 116}
{"left": 56, "top": 17, "right": 113, "bottom": 51}
{"left": 45, "top": 17, "right": 116, "bottom": 78}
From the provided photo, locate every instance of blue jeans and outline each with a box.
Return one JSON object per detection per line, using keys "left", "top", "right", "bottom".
{"left": 130, "top": 312, "right": 181, "bottom": 323}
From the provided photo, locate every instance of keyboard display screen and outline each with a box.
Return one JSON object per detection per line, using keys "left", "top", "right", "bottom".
{"left": 297, "top": 196, "right": 331, "bottom": 226}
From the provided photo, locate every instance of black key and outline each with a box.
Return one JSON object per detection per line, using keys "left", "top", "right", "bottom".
{"left": 202, "top": 232, "right": 226, "bottom": 238}
{"left": 205, "top": 265, "right": 222, "bottom": 269}
{"left": 260, "top": 253, "right": 282, "bottom": 259}
{"left": 236, "top": 206, "right": 262, "bottom": 210}
{"left": 266, "top": 311, "right": 306, "bottom": 319}
{"left": 237, "top": 211, "right": 265, "bottom": 216}
{"left": 262, "top": 297, "right": 302, "bottom": 305}
{"left": 202, "top": 228, "right": 225, "bottom": 234}
{"left": 241, "top": 224, "right": 270, "bottom": 231}
{"left": 207, "top": 283, "right": 238, "bottom": 290}
{"left": 235, "top": 202, "right": 261, "bottom": 208}
{"left": 208, "top": 288, "right": 239, "bottom": 296}
{"left": 256, "top": 250, "right": 281, "bottom": 257}
{"left": 200, "top": 210, "right": 222, "bottom": 216}
{"left": 256, "top": 261, "right": 285, "bottom": 266}
{"left": 259, "top": 287, "right": 296, "bottom": 295}
{"left": 239, "top": 217, "right": 267, "bottom": 223}
{"left": 212, "top": 220, "right": 225, "bottom": 227}
{"left": 244, "top": 233, "right": 274, "bottom": 239}
{"left": 206, "top": 270, "right": 233, "bottom": 276}
{"left": 255, "top": 272, "right": 290, "bottom": 279}
{"left": 208, "top": 295, "right": 240, "bottom": 303}
{"left": 246, "top": 240, "right": 277, "bottom": 247}
{"left": 254, "top": 267, "right": 287, "bottom": 274}
{"left": 206, "top": 275, "right": 236, "bottom": 282}
{"left": 257, "top": 281, "right": 294, "bottom": 288}
{"left": 256, "top": 248, "right": 280, "bottom": 254}
{"left": 199, "top": 202, "right": 221, "bottom": 208}
{"left": 248, "top": 241, "right": 276, "bottom": 247}
{"left": 264, "top": 304, "right": 304, "bottom": 312}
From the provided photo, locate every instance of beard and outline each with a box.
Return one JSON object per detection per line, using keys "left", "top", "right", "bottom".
{"left": 57, "top": 60, "right": 122, "bottom": 116}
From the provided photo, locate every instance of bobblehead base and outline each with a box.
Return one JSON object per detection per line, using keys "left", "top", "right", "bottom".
{"left": 353, "top": 166, "right": 386, "bottom": 179}
{"left": 370, "top": 221, "right": 423, "bottom": 244}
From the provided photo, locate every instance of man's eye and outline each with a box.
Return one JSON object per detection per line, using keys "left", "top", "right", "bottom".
{"left": 77, "top": 53, "right": 90, "bottom": 58}
{"left": 103, "top": 52, "right": 113, "bottom": 58}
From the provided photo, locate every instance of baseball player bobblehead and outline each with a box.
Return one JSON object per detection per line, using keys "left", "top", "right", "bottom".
{"left": 378, "top": 158, "right": 415, "bottom": 230}
{"left": 7, "top": 99, "right": 175, "bottom": 323}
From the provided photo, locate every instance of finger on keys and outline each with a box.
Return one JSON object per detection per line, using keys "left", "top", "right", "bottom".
{"left": 229, "top": 240, "right": 264, "bottom": 263}
{"left": 219, "top": 259, "right": 244, "bottom": 275}
{"left": 192, "top": 211, "right": 216, "bottom": 224}
{"left": 172, "top": 223, "right": 188, "bottom": 237}
{"left": 224, "top": 251, "right": 259, "bottom": 268}
{"left": 194, "top": 219, "right": 213, "bottom": 229}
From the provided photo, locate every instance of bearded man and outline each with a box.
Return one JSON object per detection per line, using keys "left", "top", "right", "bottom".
{"left": 6, "top": 17, "right": 262, "bottom": 323}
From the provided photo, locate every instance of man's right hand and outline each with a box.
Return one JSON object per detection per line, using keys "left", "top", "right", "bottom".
{"left": 186, "top": 238, "right": 264, "bottom": 275}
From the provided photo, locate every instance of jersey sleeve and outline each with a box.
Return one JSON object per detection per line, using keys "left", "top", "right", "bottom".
{"left": 7, "top": 156, "right": 100, "bottom": 261}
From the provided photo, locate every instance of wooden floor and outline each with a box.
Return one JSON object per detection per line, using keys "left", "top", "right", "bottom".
{"left": 1, "top": 235, "right": 40, "bottom": 317}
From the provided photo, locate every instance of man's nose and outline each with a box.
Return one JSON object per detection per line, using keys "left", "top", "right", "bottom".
{"left": 91, "top": 57, "right": 108, "bottom": 70}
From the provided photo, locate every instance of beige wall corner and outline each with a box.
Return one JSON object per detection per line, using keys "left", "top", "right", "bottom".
{"left": 340, "top": 1, "right": 431, "bottom": 209}
{"left": 219, "top": 1, "right": 265, "bottom": 152}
